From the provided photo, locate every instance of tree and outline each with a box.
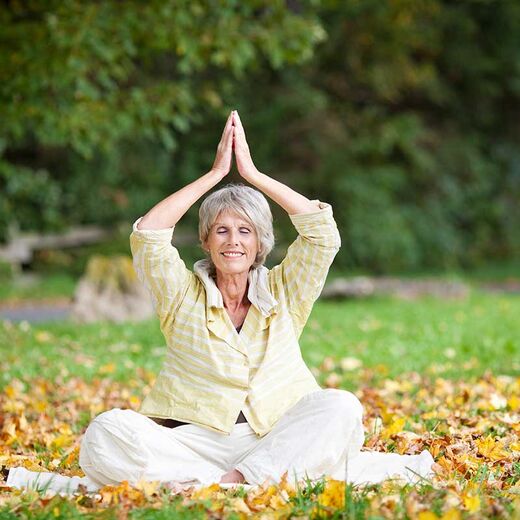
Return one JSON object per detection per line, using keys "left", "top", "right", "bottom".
{"left": 0, "top": 0, "right": 324, "bottom": 238}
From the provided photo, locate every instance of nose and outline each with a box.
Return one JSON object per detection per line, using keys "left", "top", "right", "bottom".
{"left": 227, "top": 229, "right": 240, "bottom": 245}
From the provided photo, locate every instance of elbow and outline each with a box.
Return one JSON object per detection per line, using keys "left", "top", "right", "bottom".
{"left": 331, "top": 228, "right": 341, "bottom": 251}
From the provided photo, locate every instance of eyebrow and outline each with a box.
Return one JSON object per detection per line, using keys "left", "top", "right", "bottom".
{"left": 213, "top": 222, "right": 252, "bottom": 228}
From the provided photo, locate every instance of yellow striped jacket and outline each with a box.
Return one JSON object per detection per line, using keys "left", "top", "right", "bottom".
{"left": 129, "top": 200, "right": 341, "bottom": 437}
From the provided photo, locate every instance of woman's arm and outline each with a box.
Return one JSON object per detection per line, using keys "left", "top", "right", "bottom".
{"left": 232, "top": 111, "right": 318, "bottom": 215}
{"left": 232, "top": 111, "right": 340, "bottom": 335}
{"left": 138, "top": 111, "right": 235, "bottom": 230}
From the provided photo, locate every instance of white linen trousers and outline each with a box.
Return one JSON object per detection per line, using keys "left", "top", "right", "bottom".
{"left": 6, "top": 388, "right": 435, "bottom": 495}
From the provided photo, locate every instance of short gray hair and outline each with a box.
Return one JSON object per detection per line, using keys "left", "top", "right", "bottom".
{"left": 199, "top": 183, "right": 275, "bottom": 268}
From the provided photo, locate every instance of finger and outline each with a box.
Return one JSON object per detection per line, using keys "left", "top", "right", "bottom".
{"left": 223, "top": 119, "right": 234, "bottom": 147}
{"left": 219, "top": 111, "right": 234, "bottom": 141}
{"left": 234, "top": 121, "right": 247, "bottom": 145}
{"left": 234, "top": 117, "right": 245, "bottom": 139}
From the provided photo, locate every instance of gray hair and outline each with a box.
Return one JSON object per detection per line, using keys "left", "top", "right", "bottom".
{"left": 199, "top": 183, "right": 275, "bottom": 268}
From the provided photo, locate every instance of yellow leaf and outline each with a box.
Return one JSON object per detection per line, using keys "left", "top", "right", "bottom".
{"left": 35, "top": 331, "right": 52, "bottom": 343}
{"left": 2, "top": 400, "right": 25, "bottom": 413}
{"left": 507, "top": 395, "right": 519, "bottom": 411}
{"left": 476, "top": 436, "right": 509, "bottom": 461}
{"left": 34, "top": 400, "right": 48, "bottom": 413}
{"left": 99, "top": 363, "right": 116, "bottom": 375}
{"left": 18, "top": 414, "right": 28, "bottom": 432}
{"left": 4, "top": 422, "right": 17, "bottom": 438}
{"left": 417, "top": 512, "right": 438, "bottom": 520}
{"left": 318, "top": 479, "right": 345, "bottom": 509}
{"left": 382, "top": 417, "right": 406, "bottom": 439}
{"left": 192, "top": 483, "right": 221, "bottom": 500}
{"left": 51, "top": 434, "right": 73, "bottom": 449}
{"left": 441, "top": 509, "right": 461, "bottom": 520}
{"left": 228, "top": 497, "right": 251, "bottom": 514}
{"left": 134, "top": 478, "right": 160, "bottom": 498}
{"left": 462, "top": 493, "right": 480, "bottom": 513}
{"left": 268, "top": 494, "right": 288, "bottom": 509}
{"left": 58, "top": 424, "right": 72, "bottom": 435}
{"left": 65, "top": 447, "right": 79, "bottom": 466}
{"left": 4, "top": 386, "right": 16, "bottom": 399}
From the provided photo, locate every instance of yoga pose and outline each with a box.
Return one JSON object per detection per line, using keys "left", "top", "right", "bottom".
{"left": 6, "top": 111, "right": 434, "bottom": 493}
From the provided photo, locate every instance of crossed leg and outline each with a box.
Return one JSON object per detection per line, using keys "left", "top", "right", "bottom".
{"left": 79, "top": 408, "right": 225, "bottom": 488}
{"left": 78, "top": 389, "right": 365, "bottom": 489}
{"left": 234, "top": 388, "right": 365, "bottom": 486}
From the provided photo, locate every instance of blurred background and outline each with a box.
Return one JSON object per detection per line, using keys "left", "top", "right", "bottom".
{"left": 0, "top": 0, "right": 519, "bottom": 321}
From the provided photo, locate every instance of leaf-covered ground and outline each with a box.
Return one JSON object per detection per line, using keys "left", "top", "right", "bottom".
{"left": 0, "top": 293, "right": 519, "bottom": 518}
{"left": 0, "top": 364, "right": 518, "bottom": 518}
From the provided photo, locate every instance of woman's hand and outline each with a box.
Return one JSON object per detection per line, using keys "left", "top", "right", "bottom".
{"left": 138, "top": 112, "right": 235, "bottom": 229}
{"left": 211, "top": 111, "right": 235, "bottom": 180}
{"left": 233, "top": 110, "right": 259, "bottom": 182}
{"left": 230, "top": 110, "right": 317, "bottom": 215}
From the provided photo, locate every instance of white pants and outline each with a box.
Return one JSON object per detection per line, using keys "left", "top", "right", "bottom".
{"left": 7, "top": 389, "right": 435, "bottom": 494}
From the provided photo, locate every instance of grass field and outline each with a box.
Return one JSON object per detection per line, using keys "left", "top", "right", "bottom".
{"left": 0, "top": 290, "right": 519, "bottom": 518}
{"left": 1, "top": 290, "right": 518, "bottom": 388}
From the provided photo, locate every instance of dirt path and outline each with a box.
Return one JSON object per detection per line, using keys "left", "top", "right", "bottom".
{"left": 0, "top": 304, "right": 71, "bottom": 323}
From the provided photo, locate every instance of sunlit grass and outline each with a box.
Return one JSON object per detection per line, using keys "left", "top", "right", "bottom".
{"left": 0, "top": 290, "right": 518, "bottom": 390}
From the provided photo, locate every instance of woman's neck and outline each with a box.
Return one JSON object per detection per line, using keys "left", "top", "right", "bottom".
{"left": 215, "top": 271, "right": 249, "bottom": 313}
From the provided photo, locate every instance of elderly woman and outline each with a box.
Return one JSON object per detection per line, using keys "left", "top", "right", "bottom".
{"left": 5, "top": 111, "right": 434, "bottom": 493}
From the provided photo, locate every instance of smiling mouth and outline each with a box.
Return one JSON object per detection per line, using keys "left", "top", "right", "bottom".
{"left": 221, "top": 252, "right": 244, "bottom": 258}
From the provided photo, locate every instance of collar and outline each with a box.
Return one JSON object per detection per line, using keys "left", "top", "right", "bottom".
{"left": 193, "top": 259, "right": 278, "bottom": 317}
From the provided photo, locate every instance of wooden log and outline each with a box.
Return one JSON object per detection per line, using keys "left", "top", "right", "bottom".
{"left": 0, "top": 226, "right": 112, "bottom": 265}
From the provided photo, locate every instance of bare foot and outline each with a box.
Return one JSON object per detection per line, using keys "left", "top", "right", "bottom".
{"left": 219, "top": 469, "right": 246, "bottom": 484}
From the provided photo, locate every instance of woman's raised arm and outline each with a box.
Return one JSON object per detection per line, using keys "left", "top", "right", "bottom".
{"left": 138, "top": 111, "right": 235, "bottom": 230}
{"left": 232, "top": 111, "right": 319, "bottom": 215}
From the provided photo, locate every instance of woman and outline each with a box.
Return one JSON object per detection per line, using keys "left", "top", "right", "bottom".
{"left": 6, "top": 111, "right": 434, "bottom": 494}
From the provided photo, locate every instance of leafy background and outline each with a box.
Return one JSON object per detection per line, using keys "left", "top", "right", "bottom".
{"left": 1, "top": 0, "right": 519, "bottom": 272}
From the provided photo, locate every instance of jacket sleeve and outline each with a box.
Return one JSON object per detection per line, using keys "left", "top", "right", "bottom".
{"left": 268, "top": 201, "right": 341, "bottom": 338}
{"left": 129, "top": 217, "right": 192, "bottom": 320}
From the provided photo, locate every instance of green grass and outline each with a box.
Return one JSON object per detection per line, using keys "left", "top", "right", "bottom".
{"left": 1, "top": 290, "right": 518, "bottom": 390}
{"left": 300, "top": 291, "right": 520, "bottom": 382}
{"left": 0, "top": 273, "right": 77, "bottom": 302}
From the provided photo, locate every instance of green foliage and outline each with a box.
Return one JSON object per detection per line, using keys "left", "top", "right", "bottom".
{"left": 243, "top": 0, "right": 520, "bottom": 271}
{"left": 1, "top": 0, "right": 519, "bottom": 271}
{"left": 0, "top": 1, "right": 322, "bottom": 241}
{"left": 0, "top": 260, "right": 14, "bottom": 282}
{"left": 0, "top": 160, "right": 63, "bottom": 237}
{"left": 0, "top": 1, "right": 322, "bottom": 155}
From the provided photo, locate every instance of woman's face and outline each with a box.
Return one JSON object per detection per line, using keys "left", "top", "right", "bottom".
{"left": 204, "top": 210, "right": 259, "bottom": 276}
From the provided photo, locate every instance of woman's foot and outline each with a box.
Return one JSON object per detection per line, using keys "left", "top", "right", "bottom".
{"left": 219, "top": 469, "right": 246, "bottom": 484}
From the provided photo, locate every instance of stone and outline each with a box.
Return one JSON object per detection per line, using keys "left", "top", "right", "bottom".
{"left": 70, "top": 255, "right": 154, "bottom": 323}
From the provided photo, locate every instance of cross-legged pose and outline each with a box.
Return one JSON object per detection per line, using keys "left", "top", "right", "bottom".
{"left": 6, "top": 111, "right": 434, "bottom": 494}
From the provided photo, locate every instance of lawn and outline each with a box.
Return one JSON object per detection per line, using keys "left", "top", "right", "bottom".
{"left": 1, "top": 291, "right": 518, "bottom": 387}
{"left": 0, "top": 290, "right": 519, "bottom": 518}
